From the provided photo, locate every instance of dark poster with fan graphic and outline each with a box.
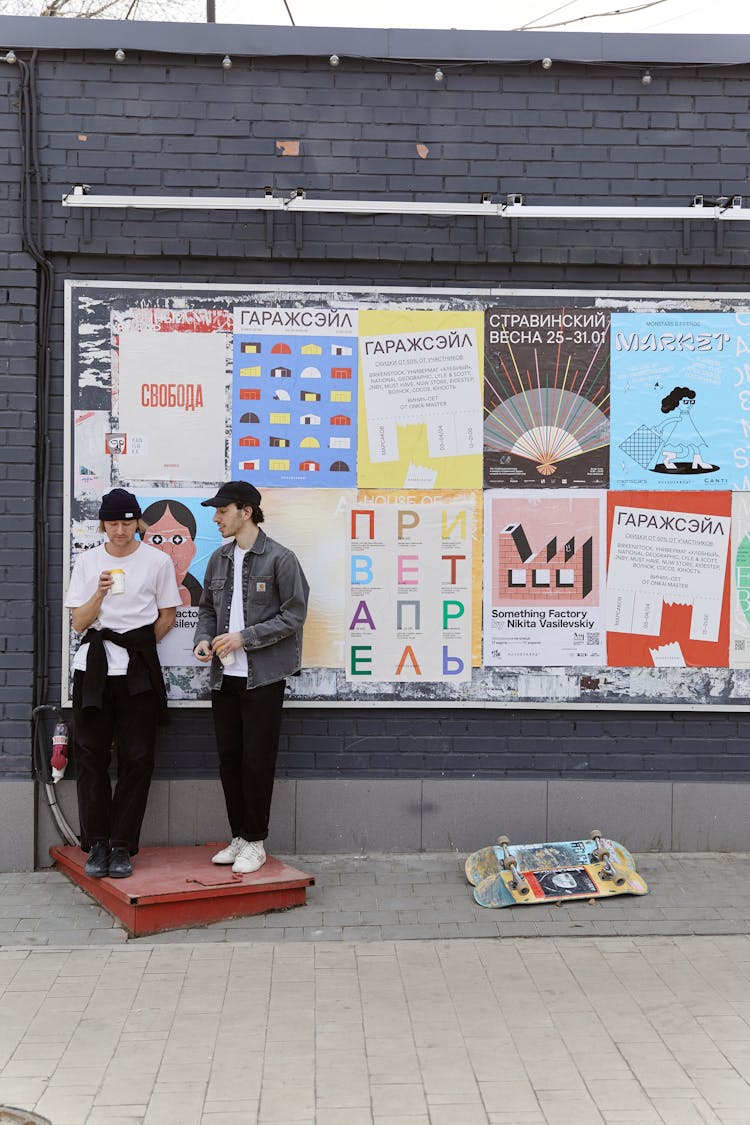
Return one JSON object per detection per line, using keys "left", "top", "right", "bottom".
{"left": 483, "top": 307, "right": 610, "bottom": 488}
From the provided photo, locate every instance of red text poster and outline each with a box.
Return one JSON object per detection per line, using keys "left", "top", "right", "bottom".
{"left": 606, "top": 491, "right": 731, "bottom": 667}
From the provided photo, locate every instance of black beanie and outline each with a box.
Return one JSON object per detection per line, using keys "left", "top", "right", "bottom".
{"left": 98, "top": 489, "right": 142, "bottom": 521}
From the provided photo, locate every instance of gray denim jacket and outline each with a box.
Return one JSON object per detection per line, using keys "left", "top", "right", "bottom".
{"left": 194, "top": 528, "right": 310, "bottom": 690}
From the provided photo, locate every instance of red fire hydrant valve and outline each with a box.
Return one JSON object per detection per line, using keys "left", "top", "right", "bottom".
{"left": 51, "top": 721, "right": 69, "bottom": 783}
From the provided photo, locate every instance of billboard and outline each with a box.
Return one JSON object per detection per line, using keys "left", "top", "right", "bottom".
{"left": 64, "top": 283, "right": 750, "bottom": 708}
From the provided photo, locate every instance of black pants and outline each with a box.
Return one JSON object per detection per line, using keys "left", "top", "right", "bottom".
{"left": 72, "top": 670, "right": 158, "bottom": 855}
{"left": 211, "top": 677, "right": 286, "bottom": 843}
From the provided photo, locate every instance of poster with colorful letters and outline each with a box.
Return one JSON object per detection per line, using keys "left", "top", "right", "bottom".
{"left": 357, "top": 490, "right": 483, "bottom": 667}
{"left": 347, "top": 497, "right": 473, "bottom": 682}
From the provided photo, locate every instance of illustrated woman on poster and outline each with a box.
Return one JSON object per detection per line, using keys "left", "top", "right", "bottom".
{"left": 141, "top": 499, "right": 203, "bottom": 606}
{"left": 651, "top": 385, "right": 716, "bottom": 473}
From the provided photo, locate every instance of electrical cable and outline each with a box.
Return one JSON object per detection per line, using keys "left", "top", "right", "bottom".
{"left": 31, "top": 707, "right": 79, "bottom": 847}
{"left": 15, "top": 52, "right": 69, "bottom": 845}
{"left": 517, "top": 0, "right": 668, "bottom": 31}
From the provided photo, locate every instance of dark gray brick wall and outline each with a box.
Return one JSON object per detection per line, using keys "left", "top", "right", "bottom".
{"left": 28, "top": 52, "right": 750, "bottom": 274}
{"left": 3, "top": 35, "right": 750, "bottom": 780}
{"left": 0, "top": 63, "right": 37, "bottom": 778}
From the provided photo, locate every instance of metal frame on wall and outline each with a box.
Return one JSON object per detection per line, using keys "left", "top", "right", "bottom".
{"left": 63, "top": 281, "right": 750, "bottom": 711}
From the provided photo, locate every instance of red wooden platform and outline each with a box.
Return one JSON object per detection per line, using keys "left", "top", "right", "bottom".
{"left": 50, "top": 844, "right": 315, "bottom": 937}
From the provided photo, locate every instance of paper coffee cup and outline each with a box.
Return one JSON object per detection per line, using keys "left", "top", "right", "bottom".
{"left": 219, "top": 649, "right": 235, "bottom": 666}
{"left": 110, "top": 569, "right": 125, "bottom": 595}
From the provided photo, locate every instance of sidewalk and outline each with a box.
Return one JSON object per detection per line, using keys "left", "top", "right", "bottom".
{"left": 0, "top": 851, "right": 749, "bottom": 946}
{"left": 2, "top": 854, "right": 750, "bottom": 1125}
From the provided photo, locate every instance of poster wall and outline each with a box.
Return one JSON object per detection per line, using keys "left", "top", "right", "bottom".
{"left": 64, "top": 283, "right": 750, "bottom": 707}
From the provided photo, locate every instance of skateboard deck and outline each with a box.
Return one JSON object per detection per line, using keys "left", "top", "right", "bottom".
{"left": 465, "top": 835, "right": 648, "bottom": 909}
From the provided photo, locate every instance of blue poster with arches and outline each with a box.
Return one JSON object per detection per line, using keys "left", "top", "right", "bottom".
{"left": 231, "top": 319, "right": 358, "bottom": 488}
{"left": 609, "top": 312, "right": 748, "bottom": 491}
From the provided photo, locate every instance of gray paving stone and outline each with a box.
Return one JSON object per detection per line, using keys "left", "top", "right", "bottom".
{"left": 321, "top": 911, "right": 365, "bottom": 926}
{"left": 1, "top": 928, "right": 750, "bottom": 1122}
{"left": 5, "top": 855, "right": 750, "bottom": 1120}
{"left": 341, "top": 926, "right": 384, "bottom": 941}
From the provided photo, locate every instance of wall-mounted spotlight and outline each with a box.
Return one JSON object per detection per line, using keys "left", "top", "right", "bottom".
{"left": 329, "top": 54, "right": 340, "bottom": 67}
{"left": 434, "top": 67, "right": 444, "bottom": 82}
{"left": 222, "top": 55, "right": 232, "bottom": 70}
{"left": 541, "top": 57, "right": 552, "bottom": 69}
{"left": 114, "top": 48, "right": 125, "bottom": 62}
{"left": 2, "top": 49, "right": 17, "bottom": 64}
{"left": 641, "top": 70, "right": 653, "bottom": 85}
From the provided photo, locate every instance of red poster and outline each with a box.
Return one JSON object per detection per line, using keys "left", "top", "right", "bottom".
{"left": 606, "top": 491, "right": 731, "bottom": 668}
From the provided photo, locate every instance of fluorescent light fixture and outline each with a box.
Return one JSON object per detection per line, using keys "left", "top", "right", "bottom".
{"left": 61, "top": 187, "right": 747, "bottom": 222}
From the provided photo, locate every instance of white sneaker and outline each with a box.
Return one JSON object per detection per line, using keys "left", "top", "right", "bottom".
{"left": 212, "top": 836, "right": 247, "bottom": 865}
{"left": 232, "top": 840, "right": 266, "bottom": 874}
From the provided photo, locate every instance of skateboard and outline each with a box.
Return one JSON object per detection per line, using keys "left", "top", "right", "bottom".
{"left": 465, "top": 830, "right": 648, "bottom": 908}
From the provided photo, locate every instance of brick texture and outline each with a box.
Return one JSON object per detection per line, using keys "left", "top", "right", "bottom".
{"left": 0, "top": 63, "right": 36, "bottom": 777}
{"left": 3, "top": 39, "right": 750, "bottom": 781}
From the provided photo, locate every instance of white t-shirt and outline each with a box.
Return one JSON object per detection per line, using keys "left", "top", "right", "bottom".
{"left": 65, "top": 541, "right": 182, "bottom": 675}
{"left": 224, "top": 544, "right": 249, "bottom": 678}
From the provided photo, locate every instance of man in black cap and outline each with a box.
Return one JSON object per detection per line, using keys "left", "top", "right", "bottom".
{"left": 65, "top": 489, "right": 181, "bottom": 878}
{"left": 193, "top": 481, "right": 309, "bottom": 874}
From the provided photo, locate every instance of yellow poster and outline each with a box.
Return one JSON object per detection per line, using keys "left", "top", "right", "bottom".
{"left": 358, "top": 310, "right": 484, "bottom": 489}
{"left": 261, "top": 488, "right": 353, "bottom": 669}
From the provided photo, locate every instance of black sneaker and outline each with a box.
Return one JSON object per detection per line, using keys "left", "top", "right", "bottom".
{"left": 84, "top": 842, "right": 110, "bottom": 878}
{"left": 108, "top": 846, "right": 133, "bottom": 879}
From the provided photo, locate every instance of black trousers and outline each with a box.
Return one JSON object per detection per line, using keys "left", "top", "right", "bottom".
{"left": 72, "top": 670, "right": 158, "bottom": 855}
{"left": 210, "top": 677, "right": 286, "bottom": 843}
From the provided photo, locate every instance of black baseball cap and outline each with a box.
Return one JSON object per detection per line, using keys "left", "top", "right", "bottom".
{"left": 99, "top": 488, "right": 142, "bottom": 520}
{"left": 201, "top": 481, "right": 262, "bottom": 508}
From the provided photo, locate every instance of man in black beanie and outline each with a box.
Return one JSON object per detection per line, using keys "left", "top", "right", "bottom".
{"left": 65, "top": 489, "right": 181, "bottom": 878}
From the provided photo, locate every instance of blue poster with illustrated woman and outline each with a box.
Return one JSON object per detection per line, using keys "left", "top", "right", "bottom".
{"left": 137, "top": 495, "right": 220, "bottom": 668}
{"left": 609, "top": 312, "right": 744, "bottom": 491}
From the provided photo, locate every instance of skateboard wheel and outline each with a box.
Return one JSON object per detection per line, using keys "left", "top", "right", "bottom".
{"left": 590, "top": 828, "right": 602, "bottom": 838}
{"left": 497, "top": 835, "right": 510, "bottom": 846}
